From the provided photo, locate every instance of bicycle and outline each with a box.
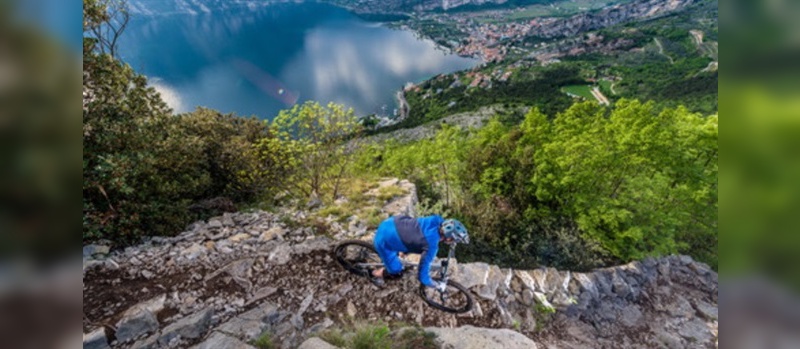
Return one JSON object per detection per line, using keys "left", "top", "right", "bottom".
{"left": 333, "top": 239, "right": 474, "bottom": 314}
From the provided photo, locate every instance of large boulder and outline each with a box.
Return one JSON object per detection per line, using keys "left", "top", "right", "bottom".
{"left": 114, "top": 296, "right": 165, "bottom": 342}
{"left": 456, "top": 262, "right": 491, "bottom": 290}
{"left": 158, "top": 307, "right": 213, "bottom": 344}
{"left": 425, "top": 325, "right": 538, "bottom": 349}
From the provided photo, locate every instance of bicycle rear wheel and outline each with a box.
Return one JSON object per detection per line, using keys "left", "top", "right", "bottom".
{"left": 419, "top": 279, "right": 474, "bottom": 314}
{"left": 333, "top": 240, "right": 382, "bottom": 278}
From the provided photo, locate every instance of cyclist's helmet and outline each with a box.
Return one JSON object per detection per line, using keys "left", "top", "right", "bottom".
{"left": 441, "top": 219, "right": 469, "bottom": 244}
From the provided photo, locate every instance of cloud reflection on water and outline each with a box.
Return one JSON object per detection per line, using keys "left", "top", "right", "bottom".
{"left": 282, "top": 23, "right": 478, "bottom": 115}
{"left": 120, "top": 3, "right": 479, "bottom": 119}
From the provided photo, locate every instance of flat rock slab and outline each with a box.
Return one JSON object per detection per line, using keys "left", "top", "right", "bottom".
{"left": 115, "top": 309, "right": 158, "bottom": 343}
{"left": 425, "top": 325, "right": 538, "bottom": 349}
{"left": 297, "top": 337, "right": 340, "bottom": 349}
{"left": 456, "top": 263, "right": 490, "bottom": 290}
{"left": 158, "top": 307, "right": 213, "bottom": 344}
{"left": 191, "top": 332, "right": 256, "bottom": 349}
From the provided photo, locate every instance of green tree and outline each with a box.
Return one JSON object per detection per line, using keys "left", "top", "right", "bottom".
{"left": 361, "top": 100, "right": 717, "bottom": 270}
{"left": 531, "top": 100, "right": 717, "bottom": 264}
{"left": 269, "top": 101, "right": 364, "bottom": 202}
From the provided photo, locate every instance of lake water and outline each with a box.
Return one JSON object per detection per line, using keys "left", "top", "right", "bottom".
{"left": 118, "top": 2, "right": 480, "bottom": 119}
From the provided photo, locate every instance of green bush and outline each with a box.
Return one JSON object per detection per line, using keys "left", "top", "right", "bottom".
{"left": 251, "top": 332, "right": 274, "bottom": 349}
{"left": 318, "top": 322, "right": 437, "bottom": 349}
{"left": 355, "top": 100, "right": 717, "bottom": 270}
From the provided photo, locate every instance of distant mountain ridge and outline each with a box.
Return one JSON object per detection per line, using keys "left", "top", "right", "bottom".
{"left": 126, "top": 0, "right": 521, "bottom": 16}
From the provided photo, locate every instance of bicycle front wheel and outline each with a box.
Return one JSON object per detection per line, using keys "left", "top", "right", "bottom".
{"left": 419, "top": 279, "right": 474, "bottom": 314}
{"left": 333, "top": 240, "right": 382, "bottom": 278}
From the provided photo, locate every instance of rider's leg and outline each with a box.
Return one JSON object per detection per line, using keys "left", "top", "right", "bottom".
{"left": 373, "top": 235, "right": 403, "bottom": 279}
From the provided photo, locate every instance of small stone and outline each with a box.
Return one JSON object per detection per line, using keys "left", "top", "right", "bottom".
{"left": 229, "top": 233, "right": 251, "bottom": 243}
{"left": 208, "top": 219, "right": 223, "bottom": 228}
{"left": 83, "top": 328, "right": 109, "bottom": 349}
{"left": 521, "top": 289, "right": 534, "bottom": 306}
{"left": 130, "top": 334, "right": 159, "bottom": 349}
{"left": 611, "top": 270, "right": 631, "bottom": 299}
{"left": 472, "top": 302, "right": 483, "bottom": 317}
{"left": 83, "top": 244, "right": 111, "bottom": 257}
{"left": 677, "top": 318, "right": 713, "bottom": 344}
{"left": 141, "top": 270, "right": 154, "bottom": 279}
{"left": 260, "top": 227, "right": 287, "bottom": 241}
{"left": 205, "top": 241, "right": 215, "bottom": 250}
{"left": 181, "top": 244, "right": 205, "bottom": 260}
{"left": 307, "top": 195, "right": 323, "bottom": 209}
{"left": 104, "top": 259, "right": 120, "bottom": 270}
{"left": 656, "top": 330, "right": 683, "bottom": 349}
{"left": 346, "top": 301, "right": 357, "bottom": 318}
{"left": 693, "top": 300, "right": 718, "bottom": 320}
{"left": 183, "top": 296, "right": 197, "bottom": 307}
{"left": 305, "top": 318, "right": 335, "bottom": 336}
{"left": 668, "top": 295, "right": 694, "bottom": 317}
{"left": 619, "top": 305, "right": 643, "bottom": 328}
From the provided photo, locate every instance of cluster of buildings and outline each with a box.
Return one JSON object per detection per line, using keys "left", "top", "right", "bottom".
{"left": 454, "top": 21, "right": 536, "bottom": 61}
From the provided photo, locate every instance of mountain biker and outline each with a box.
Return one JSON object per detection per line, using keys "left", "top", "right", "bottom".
{"left": 371, "top": 215, "right": 469, "bottom": 292}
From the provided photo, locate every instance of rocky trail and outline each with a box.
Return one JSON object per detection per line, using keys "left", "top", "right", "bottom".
{"left": 84, "top": 182, "right": 718, "bottom": 349}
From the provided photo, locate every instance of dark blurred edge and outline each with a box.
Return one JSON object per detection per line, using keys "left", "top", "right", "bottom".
{"left": 0, "top": 0, "right": 83, "bottom": 256}
{"left": 723, "top": 0, "right": 800, "bottom": 347}
{"left": 0, "top": 0, "right": 83, "bottom": 348}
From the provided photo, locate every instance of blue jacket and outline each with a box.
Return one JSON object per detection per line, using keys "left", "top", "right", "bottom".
{"left": 373, "top": 215, "right": 444, "bottom": 287}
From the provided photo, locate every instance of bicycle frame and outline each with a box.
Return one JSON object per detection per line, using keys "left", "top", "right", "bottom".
{"left": 352, "top": 243, "right": 458, "bottom": 280}
{"left": 335, "top": 239, "right": 473, "bottom": 313}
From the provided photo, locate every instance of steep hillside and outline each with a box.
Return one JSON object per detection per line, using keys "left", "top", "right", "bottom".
{"left": 83, "top": 181, "right": 717, "bottom": 349}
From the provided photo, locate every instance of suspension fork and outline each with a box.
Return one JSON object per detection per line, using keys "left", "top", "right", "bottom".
{"left": 439, "top": 243, "right": 457, "bottom": 282}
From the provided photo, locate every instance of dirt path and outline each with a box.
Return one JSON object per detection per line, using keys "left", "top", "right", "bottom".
{"left": 591, "top": 86, "right": 610, "bottom": 105}
{"left": 690, "top": 30, "right": 704, "bottom": 46}
{"left": 654, "top": 38, "right": 674, "bottom": 64}
{"left": 83, "top": 245, "right": 506, "bottom": 346}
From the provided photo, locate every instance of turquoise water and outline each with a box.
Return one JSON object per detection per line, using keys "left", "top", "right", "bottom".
{"left": 118, "top": 3, "right": 479, "bottom": 119}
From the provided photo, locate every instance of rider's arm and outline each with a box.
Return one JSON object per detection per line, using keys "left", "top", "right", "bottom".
{"left": 418, "top": 236, "right": 439, "bottom": 287}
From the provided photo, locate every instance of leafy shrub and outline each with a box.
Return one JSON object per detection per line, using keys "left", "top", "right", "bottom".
{"left": 318, "top": 322, "right": 436, "bottom": 349}
{"left": 251, "top": 332, "right": 274, "bottom": 349}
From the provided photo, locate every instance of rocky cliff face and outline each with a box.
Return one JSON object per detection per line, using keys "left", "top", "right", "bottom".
{"left": 83, "top": 180, "right": 717, "bottom": 349}
{"left": 527, "top": 0, "right": 700, "bottom": 39}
